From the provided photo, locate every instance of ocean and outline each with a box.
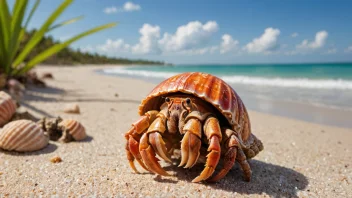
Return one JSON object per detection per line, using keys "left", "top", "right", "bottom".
{"left": 100, "top": 63, "right": 352, "bottom": 128}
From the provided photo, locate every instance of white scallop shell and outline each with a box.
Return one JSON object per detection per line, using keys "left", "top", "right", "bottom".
{"left": 59, "top": 119, "right": 86, "bottom": 141}
{"left": 0, "top": 91, "right": 17, "bottom": 126}
{"left": 0, "top": 120, "right": 49, "bottom": 152}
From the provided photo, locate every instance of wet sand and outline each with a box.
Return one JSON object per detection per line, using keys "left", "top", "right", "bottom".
{"left": 0, "top": 65, "right": 351, "bottom": 197}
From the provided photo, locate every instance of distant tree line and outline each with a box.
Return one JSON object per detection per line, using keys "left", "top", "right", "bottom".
{"left": 19, "top": 30, "right": 167, "bottom": 66}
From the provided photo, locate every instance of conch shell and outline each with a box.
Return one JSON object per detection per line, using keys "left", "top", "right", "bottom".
{"left": 0, "top": 120, "right": 49, "bottom": 152}
{"left": 0, "top": 91, "right": 17, "bottom": 126}
{"left": 59, "top": 119, "right": 86, "bottom": 141}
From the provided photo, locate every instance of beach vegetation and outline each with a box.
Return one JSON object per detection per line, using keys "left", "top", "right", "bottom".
{"left": 0, "top": 0, "right": 116, "bottom": 78}
{"left": 19, "top": 29, "right": 167, "bottom": 66}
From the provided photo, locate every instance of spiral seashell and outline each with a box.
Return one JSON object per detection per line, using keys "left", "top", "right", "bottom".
{"left": 0, "top": 91, "right": 17, "bottom": 126}
{"left": 0, "top": 120, "right": 49, "bottom": 152}
{"left": 59, "top": 119, "right": 86, "bottom": 141}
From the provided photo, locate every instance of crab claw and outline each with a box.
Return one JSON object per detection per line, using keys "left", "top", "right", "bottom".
{"left": 128, "top": 135, "right": 149, "bottom": 172}
{"left": 139, "top": 133, "right": 170, "bottom": 176}
{"left": 179, "top": 131, "right": 201, "bottom": 168}
{"left": 126, "top": 149, "right": 139, "bottom": 173}
{"left": 149, "top": 132, "right": 172, "bottom": 163}
{"left": 192, "top": 136, "right": 221, "bottom": 182}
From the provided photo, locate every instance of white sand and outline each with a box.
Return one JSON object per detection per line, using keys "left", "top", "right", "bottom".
{"left": 0, "top": 65, "right": 351, "bottom": 197}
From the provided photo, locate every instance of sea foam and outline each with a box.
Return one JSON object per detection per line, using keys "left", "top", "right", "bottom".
{"left": 102, "top": 68, "right": 352, "bottom": 90}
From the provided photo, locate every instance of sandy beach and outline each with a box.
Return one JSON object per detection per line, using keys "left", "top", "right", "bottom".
{"left": 0, "top": 65, "right": 351, "bottom": 197}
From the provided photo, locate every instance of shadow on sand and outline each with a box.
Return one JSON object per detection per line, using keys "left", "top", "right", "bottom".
{"left": 20, "top": 101, "right": 54, "bottom": 118}
{"left": 22, "top": 85, "right": 139, "bottom": 104}
{"left": 17, "top": 85, "right": 141, "bottom": 117}
{"left": 160, "top": 159, "right": 308, "bottom": 197}
{"left": 26, "top": 85, "right": 66, "bottom": 95}
{"left": 1, "top": 143, "right": 58, "bottom": 156}
{"left": 78, "top": 135, "right": 94, "bottom": 143}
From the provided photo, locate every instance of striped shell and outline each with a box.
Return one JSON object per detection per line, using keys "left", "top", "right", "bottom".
{"left": 0, "top": 120, "right": 49, "bottom": 152}
{"left": 0, "top": 91, "right": 17, "bottom": 127}
{"left": 139, "top": 72, "right": 251, "bottom": 141}
{"left": 59, "top": 119, "right": 86, "bottom": 141}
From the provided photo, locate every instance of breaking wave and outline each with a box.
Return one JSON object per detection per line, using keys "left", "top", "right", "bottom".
{"left": 102, "top": 67, "right": 352, "bottom": 90}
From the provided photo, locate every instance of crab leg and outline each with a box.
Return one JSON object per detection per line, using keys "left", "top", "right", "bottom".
{"left": 139, "top": 110, "right": 171, "bottom": 176}
{"left": 139, "top": 133, "right": 170, "bottom": 176}
{"left": 207, "top": 128, "right": 239, "bottom": 182}
{"left": 126, "top": 144, "right": 138, "bottom": 173}
{"left": 237, "top": 148, "right": 252, "bottom": 182}
{"left": 147, "top": 110, "right": 172, "bottom": 162}
{"left": 179, "top": 111, "right": 211, "bottom": 168}
{"left": 179, "top": 117, "right": 202, "bottom": 168}
{"left": 127, "top": 134, "right": 149, "bottom": 172}
{"left": 125, "top": 111, "right": 159, "bottom": 173}
{"left": 192, "top": 117, "right": 222, "bottom": 183}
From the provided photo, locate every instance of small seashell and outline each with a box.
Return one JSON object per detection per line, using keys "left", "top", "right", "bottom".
{"left": 41, "top": 72, "right": 54, "bottom": 79}
{"left": 63, "top": 104, "right": 80, "bottom": 114}
{"left": 59, "top": 119, "right": 86, "bottom": 141}
{"left": 0, "top": 91, "right": 17, "bottom": 126}
{"left": 0, "top": 120, "right": 49, "bottom": 152}
{"left": 50, "top": 156, "right": 62, "bottom": 163}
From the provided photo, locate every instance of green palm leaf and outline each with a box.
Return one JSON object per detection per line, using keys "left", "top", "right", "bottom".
{"left": 13, "top": 0, "right": 74, "bottom": 67}
{"left": 8, "top": 0, "right": 28, "bottom": 72}
{"left": 0, "top": 0, "right": 117, "bottom": 77}
{"left": 23, "top": 0, "right": 40, "bottom": 29}
{"left": 18, "top": 22, "right": 117, "bottom": 74}
{"left": 48, "top": 15, "right": 84, "bottom": 32}
{"left": 0, "top": 0, "right": 12, "bottom": 73}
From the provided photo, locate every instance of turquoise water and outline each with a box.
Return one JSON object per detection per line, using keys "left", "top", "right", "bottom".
{"left": 101, "top": 63, "right": 352, "bottom": 127}
{"left": 127, "top": 63, "right": 352, "bottom": 80}
{"left": 103, "top": 63, "right": 352, "bottom": 90}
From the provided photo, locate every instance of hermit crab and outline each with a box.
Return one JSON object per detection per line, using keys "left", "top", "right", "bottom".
{"left": 125, "top": 72, "right": 263, "bottom": 182}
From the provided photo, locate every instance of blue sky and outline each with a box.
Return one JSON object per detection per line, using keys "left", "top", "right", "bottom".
{"left": 26, "top": 0, "right": 352, "bottom": 64}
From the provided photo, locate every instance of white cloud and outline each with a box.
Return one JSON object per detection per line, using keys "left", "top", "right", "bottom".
{"left": 123, "top": 2, "right": 141, "bottom": 12}
{"left": 291, "top": 32, "right": 299, "bottom": 38}
{"left": 159, "top": 21, "right": 218, "bottom": 52}
{"left": 103, "top": 6, "right": 118, "bottom": 14}
{"left": 92, "top": 22, "right": 219, "bottom": 55}
{"left": 345, "top": 46, "right": 352, "bottom": 53}
{"left": 297, "top": 31, "right": 328, "bottom": 50}
{"left": 244, "top": 27, "right": 281, "bottom": 54}
{"left": 97, "top": 39, "right": 131, "bottom": 53}
{"left": 132, "top": 24, "right": 161, "bottom": 54}
{"left": 103, "top": 2, "right": 141, "bottom": 14}
{"left": 220, "top": 34, "right": 239, "bottom": 54}
{"left": 324, "top": 48, "right": 337, "bottom": 54}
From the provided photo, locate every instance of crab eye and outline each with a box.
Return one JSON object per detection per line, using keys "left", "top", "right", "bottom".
{"left": 186, "top": 98, "right": 191, "bottom": 104}
{"left": 165, "top": 97, "right": 170, "bottom": 102}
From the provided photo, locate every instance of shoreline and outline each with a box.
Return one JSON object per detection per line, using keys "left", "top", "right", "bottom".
{"left": 97, "top": 66, "right": 352, "bottom": 129}
{"left": 0, "top": 65, "right": 351, "bottom": 197}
